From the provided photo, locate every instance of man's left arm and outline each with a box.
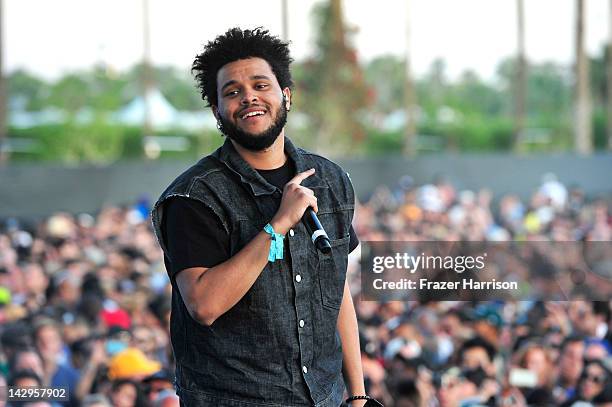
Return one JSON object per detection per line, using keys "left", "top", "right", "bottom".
{"left": 337, "top": 278, "right": 367, "bottom": 407}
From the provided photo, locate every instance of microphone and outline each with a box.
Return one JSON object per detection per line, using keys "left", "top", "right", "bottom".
{"left": 303, "top": 208, "right": 332, "bottom": 254}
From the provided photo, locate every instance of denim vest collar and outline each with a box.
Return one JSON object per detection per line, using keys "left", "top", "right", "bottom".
{"left": 211, "top": 136, "right": 328, "bottom": 197}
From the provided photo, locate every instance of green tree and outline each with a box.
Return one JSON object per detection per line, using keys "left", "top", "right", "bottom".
{"left": 126, "top": 63, "right": 202, "bottom": 111}
{"left": 497, "top": 58, "right": 572, "bottom": 120}
{"left": 155, "top": 66, "right": 203, "bottom": 111}
{"left": 87, "top": 65, "right": 130, "bottom": 111}
{"left": 7, "top": 69, "right": 49, "bottom": 111}
{"left": 297, "top": 0, "right": 370, "bottom": 154}
{"left": 46, "top": 73, "right": 91, "bottom": 114}
{"left": 364, "top": 55, "right": 405, "bottom": 115}
{"left": 416, "top": 59, "right": 451, "bottom": 122}
{"left": 447, "top": 70, "right": 504, "bottom": 116}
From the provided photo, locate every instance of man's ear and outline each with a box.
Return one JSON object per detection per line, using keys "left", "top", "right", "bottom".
{"left": 282, "top": 88, "right": 292, "bottom": 111}
{"left": 212, "top": 106, "right": 220, "bottom": 121}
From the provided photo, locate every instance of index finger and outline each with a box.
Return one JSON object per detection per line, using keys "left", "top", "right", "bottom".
{"left": 288, "top": 168, "right": 315, "bottom": 185}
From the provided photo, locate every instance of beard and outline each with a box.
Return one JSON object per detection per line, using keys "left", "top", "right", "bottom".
{"left": 218, "top": 102, "right": 288, "bottom": 152}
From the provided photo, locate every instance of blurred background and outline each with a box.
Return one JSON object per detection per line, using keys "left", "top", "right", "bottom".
{"left": 0, "top": 1, "right": 611, "bottom": 406}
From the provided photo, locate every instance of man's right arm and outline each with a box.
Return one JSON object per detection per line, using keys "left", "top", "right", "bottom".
{"left": 174, "top": 168, "right": 317, "bottom": 326}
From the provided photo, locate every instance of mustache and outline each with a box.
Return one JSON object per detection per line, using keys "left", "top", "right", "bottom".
{"left": 237, "top": 104, "right": 267, "bottom": 116}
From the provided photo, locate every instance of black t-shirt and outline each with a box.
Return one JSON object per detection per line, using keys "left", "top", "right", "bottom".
{"left": 162, "top": 158, "right": 359, "bottom": 277}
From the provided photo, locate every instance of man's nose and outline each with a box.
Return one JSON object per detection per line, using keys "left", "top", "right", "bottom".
{"left": 241, "top": 90, "right": 258, "bottom": 104}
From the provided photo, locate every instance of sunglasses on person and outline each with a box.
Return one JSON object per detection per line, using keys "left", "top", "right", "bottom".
{"left": 582, "top": 372, "right": 606, "bottom": 384}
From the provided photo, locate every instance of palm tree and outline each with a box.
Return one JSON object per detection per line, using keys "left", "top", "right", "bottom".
{"left": 142, "top": 0, "right": 154, "bottom": 152}
{"left": 403, "top": 0, "right": 417, "bottom": 157}
{"left": 0, "top": 0, "right": 7, "bottom": 164}
{"left": 281, "top": 0, "right": 289, "bottom": 41}
{"left": 575, "top": 0, "right": 593, "bottom": 154}
{"left": 514, "top": 0, "right": 527, "bottom": 152}
{"left": 607, "top": 0, "right": 612, "bottom": 149}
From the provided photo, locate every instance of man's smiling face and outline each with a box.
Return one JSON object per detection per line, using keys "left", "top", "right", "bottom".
{"left": 214, "top": 57, "right": 291, "bottom": 151}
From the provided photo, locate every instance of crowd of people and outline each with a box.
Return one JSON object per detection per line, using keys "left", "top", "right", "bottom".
{"left": 350, "top": 174, "right": 612, "bottom": 406}
{"left": 0, "top": 173, "right": 610, "bottom": 406}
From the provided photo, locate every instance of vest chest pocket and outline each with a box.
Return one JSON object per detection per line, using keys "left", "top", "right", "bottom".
{"left": 316, "top": 235, "right": 350, "bottom": 310}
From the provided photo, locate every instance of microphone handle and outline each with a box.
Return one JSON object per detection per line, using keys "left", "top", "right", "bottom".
{"left": 304, "top": 209, "right": 332, "bottom": 254}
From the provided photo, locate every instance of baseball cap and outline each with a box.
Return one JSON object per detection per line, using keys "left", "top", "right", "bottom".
{"left": 107, "top": 347, "right": 162, "bottom": 380}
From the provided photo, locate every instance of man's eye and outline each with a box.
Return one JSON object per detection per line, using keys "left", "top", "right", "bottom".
{"left": 256, "top": 84, "right": 269, "bottom": 89}
{"left": 225, "top": 90, "right": 239, "bottom": 97}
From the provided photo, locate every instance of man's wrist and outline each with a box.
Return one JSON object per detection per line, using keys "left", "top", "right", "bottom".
{"left": 345, "top": 395, "right": 383, "bottom": 406}
{"left": 270, "top": 218, "right": 289, "bottom": 235}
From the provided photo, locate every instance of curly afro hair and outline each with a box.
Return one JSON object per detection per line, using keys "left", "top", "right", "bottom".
{"left": 192, "top": 27, "right": 294, "bottom": 107}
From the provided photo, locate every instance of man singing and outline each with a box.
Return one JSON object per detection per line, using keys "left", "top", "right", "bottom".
{"left": 152, "top": 27, "right": 371, "bottom": 407}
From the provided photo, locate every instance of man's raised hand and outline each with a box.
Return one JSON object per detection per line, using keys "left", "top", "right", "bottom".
{"left": 270, "top": 168, "right": 318, "bottom": 235}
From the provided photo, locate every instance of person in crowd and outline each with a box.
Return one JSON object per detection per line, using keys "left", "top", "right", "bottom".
{"left": 457, "top": 337, "right": 497, "bottom": 377}
{"left": 554, "top": 336, "right": 586, "bottom": 404}
{"left": 108, "top": 379, "right": 147, "bottom": 407}
{"left": 562, "top": 359, "right": 612, "bottom": 406}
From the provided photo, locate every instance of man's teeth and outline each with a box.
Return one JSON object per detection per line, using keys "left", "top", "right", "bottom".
{"left": 241, "top": 111, "right": 265, "bottom": 119}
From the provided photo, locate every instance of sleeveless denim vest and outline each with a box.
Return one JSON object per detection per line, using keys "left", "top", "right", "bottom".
{"left": 151, "top": 137, "right": 355, "bottom": 407}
